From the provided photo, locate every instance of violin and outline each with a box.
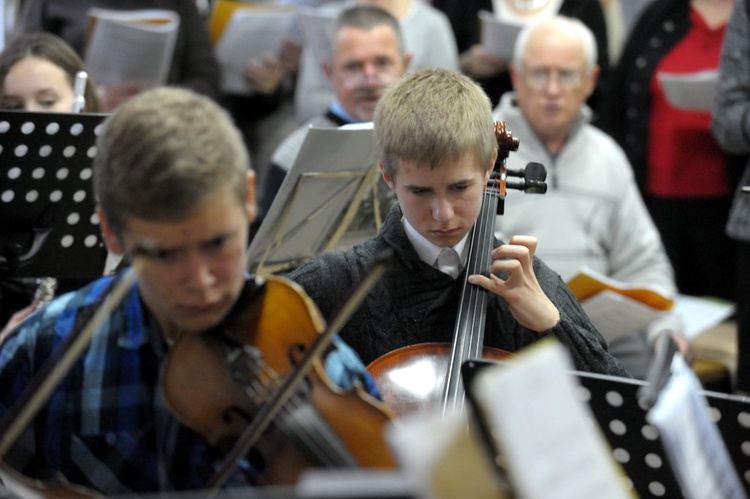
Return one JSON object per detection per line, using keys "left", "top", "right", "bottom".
{"left": 161, "top": 270, "right": 397, "bottom": 489}
{"left": 367, "top": 122, "right": 547, "bottom": 418}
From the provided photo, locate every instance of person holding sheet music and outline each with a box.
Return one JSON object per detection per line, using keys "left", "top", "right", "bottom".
{"left": 261, "top": 4, "right": 411, "bottom": 222}
{"left": 286, "top": 67, "right": 629, "bottom": 377}
{"left": 293, "top": 0, "right": 459, "bottom": 124}
{"left": 711, "top": 0, "right": 750, "bottom": 395}
{"left": 491, "top": 16, "right": 691, "bottom": 379}
{"left": 0, "top": 32, "right": 101, "bottom": 112}
{"left": 432, "top": 0, "right": 609, "bottom": 116}
{"left": 0, "top": 31, "right": 102, "bottom": 338}
{"left": 600, "top": 0, "right": 736, "bottom": 303}
{"left": 13, "top": 0, "right": 220, "bottom": 110}
{"left": 0, "top": 86, "right": 379, "bottom": 494}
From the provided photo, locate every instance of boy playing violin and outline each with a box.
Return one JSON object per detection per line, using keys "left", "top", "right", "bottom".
{"left": 286, "top": 68, "right": 628, "bottom": 376}
{"left": 0, "top": 87, "right": 380, "bottom": 494}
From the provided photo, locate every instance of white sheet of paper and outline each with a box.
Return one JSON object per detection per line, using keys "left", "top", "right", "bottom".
{"left": 490, "top": 0, "right": 562, "bottom": 24}
{"left": 246, "top": 124, "right": 378, "bottom": 271}
{"left": 472, "top": 340, "right": 631, "bottom": 499}
{"left": 215, "top": 9, "right": 294, "bottom": 95}
{"left": 658, "top": 70, "right": 718, "bottom": 112}
{"left": 478, "top": 10, "right": 522, "bottom": 60}
{"left": 580, "top": 289, "right": 667, "bottom": 343}
{"left": 84, "top": 8, "right": 180, "bottom": 89}
{"left": 647, "top": 355, "right": 746, "bottom": 499}
{"left": 674, "top": 294, "right": 735, "bottom": 340}
{"left": 385, "top": 409, "right": 504, "bottom": 497}
{"left": 297, "top": 7, "right": 336, "bottom": 67}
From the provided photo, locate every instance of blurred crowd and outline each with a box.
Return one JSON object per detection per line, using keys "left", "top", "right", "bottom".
{"left": 0, "top": 0, "right": 745, "bottom": 388}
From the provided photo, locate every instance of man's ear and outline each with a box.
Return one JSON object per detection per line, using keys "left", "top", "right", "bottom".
{"left": 245, "top": 170, "right": 257, "bottom": 223}
{"left": 584, "top": 64, "right": 600, "bottom": 99}
{"left": 98, "top": 208, "right": 123, "bottom": 255}
{"left": 380, "top": 162, "right": 395, "bottom": 190}
{"left": 402, "top": 52, "right": 413, "bottom": 73}
{"left": 323, "top": 60, "right": 333, "bottom": 82}
{"left": 509, "top": 62, "right": 522, "bottom": 91}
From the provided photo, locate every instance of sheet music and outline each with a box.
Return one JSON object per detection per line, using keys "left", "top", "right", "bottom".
{"left": 580, "top": 289, "right": 667, "bottom": 343}
{"left": 297, "top": 6, "right": 337, "bottom": 67}
{"left": 490, "top": 0, "right": 563, "bottom": 24}
{"left": 647, "top": 355, "right": 747, "bottom": 499}
{"left": 658, "top": 70, "right": 718, "bottom": 112}
{"left": 479, "top": 10, "right": 522, "bottom": 60}
{"left": 674, "top": 294, "right": 735, "bottom": 340}
{"left": 471, "top": 340, "right": 631, "bottom": 499}
{"left": 215, "top": 8, "right": 295, "bottom": 95}
{"left": 385, "top": 409, "right": 506, "bottom": 497}
{"left": 246, "top": 124, "right": 378, "bottom": 273}
{"left": 84, "top": 8, "right": 180, "bottom": 89}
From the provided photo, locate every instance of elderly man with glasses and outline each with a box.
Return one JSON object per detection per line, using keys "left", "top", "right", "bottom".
{"left": 492, "top": 15, "right": 692, "bottom": 379}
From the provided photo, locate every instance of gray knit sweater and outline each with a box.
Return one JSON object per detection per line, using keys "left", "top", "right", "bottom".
{"left": 286, "top": 206, "right": 630, "bottom": 377}
{"left": 712, "top": 0, "right": 750, "bottom": 242}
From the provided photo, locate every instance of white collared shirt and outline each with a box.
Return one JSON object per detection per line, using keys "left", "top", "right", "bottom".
{"left": 402, "top": 216, "right": 470, "bottom": 277}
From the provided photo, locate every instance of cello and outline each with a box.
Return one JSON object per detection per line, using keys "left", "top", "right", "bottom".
{"left": 367, "top": 122, "right": 547, "bottom": 417}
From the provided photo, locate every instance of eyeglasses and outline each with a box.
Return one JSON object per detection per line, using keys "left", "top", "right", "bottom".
{"left": 338, "top": 60, "right": 400, "bottom": 89}
{"left": 523, "top": 68, "right": 584, "bottom": 89}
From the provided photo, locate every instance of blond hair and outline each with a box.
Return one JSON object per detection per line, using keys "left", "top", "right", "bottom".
{"left": 374, "top": 68, "right": 496, "bottom": 176}
{"left": 93, "top": 87, "right": 250, "bottom": 235}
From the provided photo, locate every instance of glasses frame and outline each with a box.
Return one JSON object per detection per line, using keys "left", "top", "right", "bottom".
{"left": 522, "top": 67, "right": 586, "bottom": 90}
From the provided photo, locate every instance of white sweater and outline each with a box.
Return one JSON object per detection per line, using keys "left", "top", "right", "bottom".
{"left": 493, "top": 92, "right": 676, "bottom": 296}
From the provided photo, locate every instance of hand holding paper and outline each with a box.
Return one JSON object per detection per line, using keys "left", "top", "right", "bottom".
{"left": 479, "top": 10, "right": 523, "bottom": 61}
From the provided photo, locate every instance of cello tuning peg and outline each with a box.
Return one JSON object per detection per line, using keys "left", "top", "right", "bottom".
{"left": 524, "top": 162, "right": 547, "bottom": 182}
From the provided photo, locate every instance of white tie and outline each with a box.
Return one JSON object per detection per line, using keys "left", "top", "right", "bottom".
{"left": 436, "top": 248, "right": 461, "bottom": 279}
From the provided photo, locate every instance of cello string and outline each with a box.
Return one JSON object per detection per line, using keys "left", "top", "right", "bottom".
{"left": 444, "top": 186, "right": 498, "bottom": 410}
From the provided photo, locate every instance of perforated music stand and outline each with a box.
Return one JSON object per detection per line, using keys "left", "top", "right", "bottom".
{"left": 462, "top": 359, "right": 750, "bottom": 498}
{"left": 0, "top": 110, "right": 109, "bottom": 279}
{"left": 246, "top": 125, "right": 381, "bottom": 275}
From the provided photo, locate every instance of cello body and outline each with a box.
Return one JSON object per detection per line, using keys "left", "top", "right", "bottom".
{"left": 368, "top": 343, "right": 512, "bottom": 417}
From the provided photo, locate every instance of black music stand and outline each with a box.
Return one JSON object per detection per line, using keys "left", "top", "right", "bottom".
{"left": 462, "top": 359, "right": 750, "bottom": 498}
{"left": 0, "top": 110, "right": 109, "bottom": 280}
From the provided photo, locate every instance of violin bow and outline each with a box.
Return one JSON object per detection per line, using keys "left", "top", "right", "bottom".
{"left": 206, "top": 251, "right": 392, "bottom": 494}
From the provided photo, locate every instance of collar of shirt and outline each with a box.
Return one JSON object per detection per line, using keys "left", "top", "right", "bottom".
{"left": 329, "top": 100, "right": 360, "bottom": 125}
{"left": 402, "top": 216, "right": 470, "bottom": 270}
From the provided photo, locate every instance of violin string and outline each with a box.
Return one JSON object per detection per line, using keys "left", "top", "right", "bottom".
{"left": 236, "top": 362, "right": 340, "bottom": 466}
{"left": 233, "top": 348, "right": 355, "bottom": 467}
{"left": 252, "top": 361, "right": 356, "bottom": 466}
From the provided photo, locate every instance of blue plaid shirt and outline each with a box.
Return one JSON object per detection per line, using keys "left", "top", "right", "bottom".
{"left": 0, "top": 272, "right": 378, "bottom": 494}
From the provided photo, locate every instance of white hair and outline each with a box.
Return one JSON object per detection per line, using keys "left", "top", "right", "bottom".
{"left": 512, "top": 15, "right": 597, "bottom": 74}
